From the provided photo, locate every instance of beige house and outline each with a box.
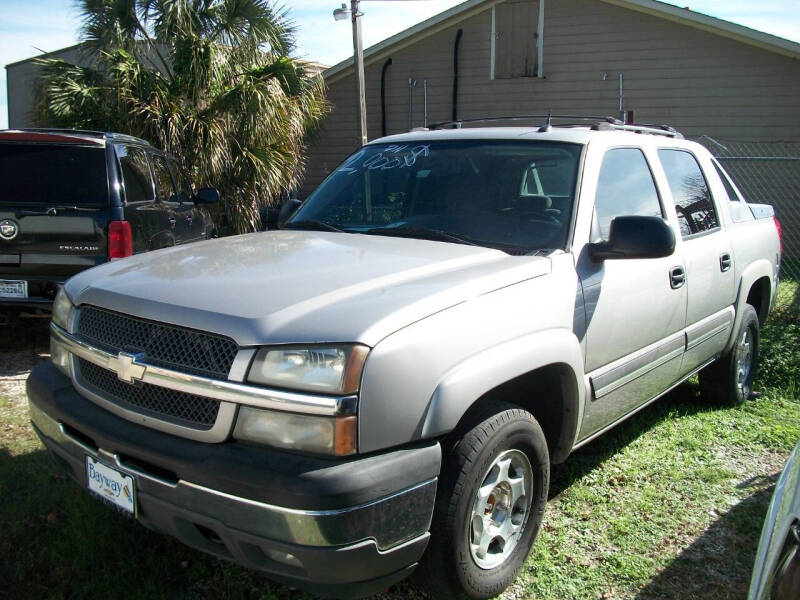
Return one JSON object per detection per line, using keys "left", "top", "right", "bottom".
{"left": 302, "top": 0, "right": 800, "bottom": 198}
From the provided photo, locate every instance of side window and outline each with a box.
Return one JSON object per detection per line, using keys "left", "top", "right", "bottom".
{"left": 593, "top": 148, "right": 663, "bottom": 241}
{"left": 151, "top": 154, "right": 176, "bottom": 202}
{"left": 658, "top": 149, "right": 719, "bottom": 238}
{"left": 168, "top": 158, "right": 193, "bottom": 203}
{"left": 117, "top": 145, "right": 154, "bottom": 203}
{"left": 712, "top": 161, "right": 743, "bottom": 203}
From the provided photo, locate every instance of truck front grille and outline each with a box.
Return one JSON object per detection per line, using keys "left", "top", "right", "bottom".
{"left": 76, "top": 306, "right": 238, "bottom": 380}
{"left": 77, "top": 358, "right": 221, "bottom": 430}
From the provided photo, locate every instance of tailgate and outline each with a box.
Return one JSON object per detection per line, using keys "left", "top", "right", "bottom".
{"left": 0, "top": 140, "right": 111, "bottom": 303}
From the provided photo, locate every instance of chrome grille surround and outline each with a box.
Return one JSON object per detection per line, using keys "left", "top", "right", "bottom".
{"left": 77, "top": 358, "right": 221, "bottom": 430}
{"left": 76, "top": 305, "right": 239, "bottom": 380}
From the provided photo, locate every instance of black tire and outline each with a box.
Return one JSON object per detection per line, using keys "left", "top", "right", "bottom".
{"left": 413, "top": 401, "right": 549, "bottom": 599}
{"left": 699, "top": 304, "right": 760, "bottom": 406}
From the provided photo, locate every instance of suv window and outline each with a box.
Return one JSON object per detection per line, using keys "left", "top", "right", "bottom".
{"left": 168, "top": 158, "right": 193, "bottom": 203}
{"left": 0, "top": 143, "right": 108, "bottom": 206}
{"left": 593, "top": 148, "right": 662, "bottom": 241}
{"left": 658, "top": 149, "right": 719, "bottom": 238}
{"left": 151, "top": 154, "right": 176, "bottom": 202}
{"left": 117, "top": 145, "right": 154, "bottom": 203}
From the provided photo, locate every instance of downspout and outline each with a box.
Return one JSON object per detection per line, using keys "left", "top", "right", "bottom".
{"left": 380, "top": 58, "right": 392, "bottom": 137}
{"left": 452, "top": 28, "right": 463, "bottom": 122}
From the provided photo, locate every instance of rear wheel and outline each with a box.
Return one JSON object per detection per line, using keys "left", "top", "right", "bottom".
{"left": 414, "top": 401, "right": 549, "bottom": 599}
{"left": 699, "top": 304, "right": 760, "bottom": 406}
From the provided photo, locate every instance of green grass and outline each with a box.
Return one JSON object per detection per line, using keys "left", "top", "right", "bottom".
{"left": 1, "top": 280, "right": 798, "bottom": 600}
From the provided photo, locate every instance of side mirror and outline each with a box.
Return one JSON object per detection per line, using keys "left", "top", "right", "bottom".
{"left": 196, "top": 187, "right": 220, "bottom": 204}
{"left": 589, "top": 216, "right": 675, "bottom": 261}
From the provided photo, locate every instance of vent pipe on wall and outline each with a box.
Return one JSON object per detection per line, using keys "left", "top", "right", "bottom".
{"left": 452, "top": 28, "right": 463, "bottom": 122}
{"left": 380, "top": 58, "right": 393, "bottom": 136}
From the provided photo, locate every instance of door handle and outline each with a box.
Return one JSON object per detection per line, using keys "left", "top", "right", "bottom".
{"left": 670, "top": 266, "right": 686, "bottom": 289}
{"left": 720, "top": 252, "right": 732, "bottom": 272}
{"left": 168, "top": 217, "right": 177, "bottom": 228}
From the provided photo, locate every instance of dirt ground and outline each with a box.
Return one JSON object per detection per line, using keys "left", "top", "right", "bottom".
{"left": 0, "top": 315, "right": 50, "bottom": 406}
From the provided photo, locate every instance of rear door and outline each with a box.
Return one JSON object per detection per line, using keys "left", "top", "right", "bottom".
{"left": 657, "top": 148, "right": 736, "bottom": 376}
{"left": 0, "top": 137, "right": 110, "bottom": 301}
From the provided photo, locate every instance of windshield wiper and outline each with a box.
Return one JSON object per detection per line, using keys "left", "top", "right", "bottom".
{"left": 362, "top": 226, "right": 479, "bottom": 247}
{"left": 281, "top": 219, "right": 345, "bottom": 233}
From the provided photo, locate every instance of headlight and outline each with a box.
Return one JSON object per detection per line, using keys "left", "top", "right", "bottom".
{"left": 52, "top": 287, "right": 74, "bottom": 332}
{"left": 234, "top": 406, "right": 357, "bottom": 456}
{"left": 247, "top": 345, "right": 369, "bottom": 394}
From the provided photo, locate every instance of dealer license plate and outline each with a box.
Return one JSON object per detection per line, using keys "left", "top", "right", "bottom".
{"left": 86, "top": 456, "right": 136, "bottom": 516}
{"left": 0, "top": 280, "right": 27, "bottom": 299}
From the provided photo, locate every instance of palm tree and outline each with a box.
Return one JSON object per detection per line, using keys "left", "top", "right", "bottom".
{"left": 36, "top": 0, "right": 328, "bottom": 233}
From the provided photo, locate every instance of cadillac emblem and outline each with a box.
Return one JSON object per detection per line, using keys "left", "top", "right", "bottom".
{"left": 0, "top": 219, "right": 19, "bottom": 241}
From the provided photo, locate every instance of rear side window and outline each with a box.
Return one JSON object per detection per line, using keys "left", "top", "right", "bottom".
{"left": 0, "top": 143, "right": 108, "bottom": 205}
{"left": 593, "top": 148, "right": 662, "bottom": 241}
{"left": 658, "top": 149, "right": 719, "bottom": 238}
{"left": 117, "top": 146, "right": 153, "bottom": 203}
{"left": 151, "top": 154, "right": 176, "bottom": 202}
{"left": 712, "top": 161, "right": 742, "bottom": 203}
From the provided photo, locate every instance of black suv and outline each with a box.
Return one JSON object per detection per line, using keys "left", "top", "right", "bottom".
{"left": 0, "top": 129, "right": 219, "bottom": 311}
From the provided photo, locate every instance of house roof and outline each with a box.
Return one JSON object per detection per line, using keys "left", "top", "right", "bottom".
{"left": 324, "top": 0, "right": 800, "bottom": 82}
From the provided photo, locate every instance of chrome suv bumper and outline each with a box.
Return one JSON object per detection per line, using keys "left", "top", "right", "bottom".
{"left": 27, "top": 363, "right": 440, "bottom": 598}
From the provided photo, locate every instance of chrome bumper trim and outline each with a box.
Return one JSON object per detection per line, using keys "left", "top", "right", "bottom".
{"left": 31, "top": 401, "right": 436, "bottom": 550}
{"left": 51, "top": 323, "right": 356, "bottom": 417}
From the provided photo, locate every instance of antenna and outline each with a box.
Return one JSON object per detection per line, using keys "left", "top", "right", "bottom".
{"left": 538, "top": 110, "right": 553, "bottom": 132}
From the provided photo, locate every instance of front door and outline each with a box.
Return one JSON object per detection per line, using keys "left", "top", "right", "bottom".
{"left": 578, "top": 147, "right": 687, "bottom": 439}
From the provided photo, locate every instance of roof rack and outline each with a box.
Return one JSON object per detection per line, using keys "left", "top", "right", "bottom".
{"left": 426, "top": 114, "right": 683, "bottom": 139}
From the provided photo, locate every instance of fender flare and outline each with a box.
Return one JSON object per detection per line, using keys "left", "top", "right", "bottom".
{"left": 421, "top": 328, "right": 586, "bottom": 462}
{"left": 725, "top": 259, "right": 775, "bottom": 354}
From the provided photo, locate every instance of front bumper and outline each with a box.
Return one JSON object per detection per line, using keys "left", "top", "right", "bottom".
{"left": 27, "top": 362, "right": 440, "bottom": 598}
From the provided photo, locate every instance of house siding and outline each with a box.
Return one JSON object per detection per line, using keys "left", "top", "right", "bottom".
{"left": 301, "top": 0, "right": 800, "bottom": 196}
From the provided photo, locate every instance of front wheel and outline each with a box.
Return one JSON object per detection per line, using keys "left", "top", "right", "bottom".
{"left": 699, "top": 304, "right": 760, "bottom": 406}
{"left": 414, "top": 402, "right": 549, "bottom": 599}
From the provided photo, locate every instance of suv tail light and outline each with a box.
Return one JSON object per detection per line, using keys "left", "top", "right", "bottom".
{"left": 774, "top": 217, "right": 783, "bottom": 254}
{"left": 108, "top": 220, "right": 133, "bottom": 259}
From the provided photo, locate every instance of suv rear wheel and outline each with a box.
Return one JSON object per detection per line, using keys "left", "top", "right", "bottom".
{"left": 414, "top": 401, "right": 549, "bottom": 599}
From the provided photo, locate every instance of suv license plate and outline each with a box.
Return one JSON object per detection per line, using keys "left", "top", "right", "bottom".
{"left": 86, "top": 456, "right": 136, "bottom": 516}
{"left": 0, "top": 280, "right": 27, "bottom": 299}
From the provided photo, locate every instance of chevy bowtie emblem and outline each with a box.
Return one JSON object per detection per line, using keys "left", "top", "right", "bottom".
{"left": 0, "top": 219, "right": 19, "bottom": 241}
{"left": 111, "top": 352, "right": 146, "bottom": 384}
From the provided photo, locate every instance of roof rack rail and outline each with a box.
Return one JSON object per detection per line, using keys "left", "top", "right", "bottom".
{"left": 2, "top": 128, "right": 153, "bottom": 145}
{"left": 426, "top": 114, "right": 683, "bottom": 139}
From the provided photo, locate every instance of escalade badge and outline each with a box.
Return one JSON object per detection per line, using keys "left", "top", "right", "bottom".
{"left": 0, "top": 219, "right": 19, "bottom": 241}
{"left": 111, "top": 352, "right": 146, "bottom": 384}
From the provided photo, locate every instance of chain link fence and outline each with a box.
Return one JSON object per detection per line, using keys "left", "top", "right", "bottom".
{"left": 695, "top": 136, "right": 800, "bottom": 281}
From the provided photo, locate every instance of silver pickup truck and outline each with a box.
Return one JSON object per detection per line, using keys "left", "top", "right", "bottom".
{"left": 27, "top": 120, "right": 782, "bottom": 599}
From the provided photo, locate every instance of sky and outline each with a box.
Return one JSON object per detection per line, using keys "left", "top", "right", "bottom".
{"left": 1, "top": 0, "right": 799, "bottom": 128}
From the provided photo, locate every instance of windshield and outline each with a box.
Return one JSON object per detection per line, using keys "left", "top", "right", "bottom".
{"left": 288, "top": 140, "right": 583, "bottom": 254}
{"left": 0, "top": 143, "right": 108, "bottom": 206}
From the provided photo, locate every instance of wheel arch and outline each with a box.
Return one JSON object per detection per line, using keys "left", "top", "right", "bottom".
{"left": 421, "top": 329, "right": 585, "bottom": 464}
{"left": 725, "top": 259, "right": 775, "bottom": 354}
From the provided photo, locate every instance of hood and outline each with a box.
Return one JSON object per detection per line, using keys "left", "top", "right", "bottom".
{"left": 66, "top": 230, "right": 551, "bottom": 346}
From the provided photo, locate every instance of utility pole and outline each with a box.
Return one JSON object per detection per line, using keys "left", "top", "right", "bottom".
{"left": 334, "top": 1, "right": 428, "bottom": 148}
{"left": 351, "top": 0, "right": 368, "bottom": 147}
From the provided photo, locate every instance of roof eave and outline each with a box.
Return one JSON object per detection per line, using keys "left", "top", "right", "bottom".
{"left": 600, "top": 0, "right": 800, "bottom": 60}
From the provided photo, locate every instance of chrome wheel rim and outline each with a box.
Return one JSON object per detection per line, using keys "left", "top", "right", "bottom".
{"left": 735, "top": 326, "right": 754, "bottom": 393}
{"left": 469, "top": 449, "right": 533, "bottom": 570}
